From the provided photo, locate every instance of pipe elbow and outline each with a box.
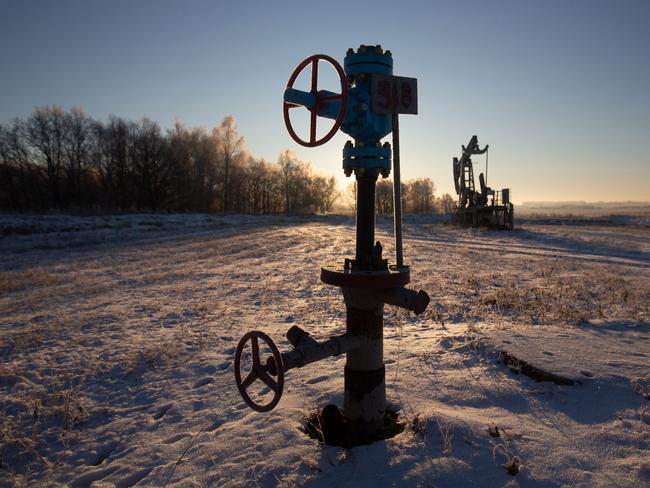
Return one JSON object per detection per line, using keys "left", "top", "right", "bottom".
{"left": 380, "top": 288, "right": 430, "bottom": 315}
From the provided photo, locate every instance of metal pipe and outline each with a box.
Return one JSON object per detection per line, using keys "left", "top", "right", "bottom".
{"left": 342, "top": 288, "right": 385, "bottom": 439}
{"left": 355, "top": 170, "right": 378, "bottom": 268}
{"left": 485, "top": 146, "right": 488, "bottom": 187}
{"left": 283, "top": 88, "right": 316, "bottom": 109}
{"left": 379, "top": 287, "right": 430, "bottom": 315}
{"left": 391, "top": 114, "right": 404, "bottom": 268}
{"left": 280, "top": 326, "right": 362, "bottom": 372}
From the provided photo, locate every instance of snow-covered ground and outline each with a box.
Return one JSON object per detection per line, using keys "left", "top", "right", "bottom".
{"left": 1, "top": 213, "right": 648, "bottom": 487}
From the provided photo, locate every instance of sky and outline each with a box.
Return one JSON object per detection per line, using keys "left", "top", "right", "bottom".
{"left": 1, "top": 0, "right": 649, "bottom": 204}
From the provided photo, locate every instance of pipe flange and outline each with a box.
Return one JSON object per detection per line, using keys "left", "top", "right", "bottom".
{"left": 320, "top": 264, "right": 410, "bottom": 289}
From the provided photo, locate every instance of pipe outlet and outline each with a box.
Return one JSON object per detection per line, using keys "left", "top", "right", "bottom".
{"left": 379, "top": 288, "right": 430, "bottom": 315}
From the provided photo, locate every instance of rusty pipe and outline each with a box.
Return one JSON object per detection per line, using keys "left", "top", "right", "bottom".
{"left": 379, "top": 287, "right": 430, "bottom": 315}
{"left": 279, "top": 326, "right": 362, "bottom": 372}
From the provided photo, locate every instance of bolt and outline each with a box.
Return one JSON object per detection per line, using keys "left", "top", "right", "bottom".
{"left": 375, "top": 45, "right": 383, "bottom": 54}
{"left": 383, "top": 141, "right": 391, "bottom": 148}
{"left": 358, "top": 45, "right": 367, "bottom": 53}
{"left": 376, "top": 142, "right": 381, "bottom": 147}
{"left": 345, "top": 140, "right": 353, "bottom": 148}
{"left": 347, "top": 48, "right": 354, "bottom": 55}
{"left": 357, "top": 141, "right": 365, "bottom": 148}
{"left": 344, "top": 168, "right": 352, "bottom": 177}
{"left": 381, "top": 169, "right": 391, "bottom": 178}
{"left": 386, "top": 50, "right": 392, "bottom": 57}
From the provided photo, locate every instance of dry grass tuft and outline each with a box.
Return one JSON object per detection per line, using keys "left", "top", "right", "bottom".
{"left": 0, "top": 270, "right": 63, "bottom": 294}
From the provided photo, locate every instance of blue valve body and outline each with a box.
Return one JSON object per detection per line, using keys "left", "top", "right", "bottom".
{"left": 283, "top": 45, "right": 395, "bottom": 175}
{"left": 341, "top": 46, "right": 393, "bottom": 173}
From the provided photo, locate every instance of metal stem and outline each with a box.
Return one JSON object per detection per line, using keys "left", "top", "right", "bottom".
{"left": 355, "top": 170, "right": 377, "bottom": 268}
{"left": 280, "top": 329, "right": 362, "bottom": 372}
{"left": 391, "top": 113, "right": 404, "bottom": 268}
{"left": 485, "top": 146, "right": 488, "bottom": 187}
{"left": 343, "top": 288, "right": 385, "bottom": 438}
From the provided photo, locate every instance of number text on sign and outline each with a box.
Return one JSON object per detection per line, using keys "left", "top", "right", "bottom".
{"left": 371, "top": 75, "right": 418, "bottom": 115}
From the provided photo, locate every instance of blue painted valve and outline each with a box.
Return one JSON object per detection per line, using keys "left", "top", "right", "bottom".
{"left": 283, "top": 45, "right": 395, "bottom": 177}
{"left": 232, "top": 46, "right": 428, "bottom": 425}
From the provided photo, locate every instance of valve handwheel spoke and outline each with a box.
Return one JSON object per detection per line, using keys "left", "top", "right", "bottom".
{"left": 234, "top": 331, "right": 284, "bottom": 412}
{"left": 241, "top": 370, "right": 256, "bottom": 389}
{"left": 310, "top": 107, "right": 318, "bottom": 145}
{"left": 257, "top": 370, "right": 278, "bottom": 391}
{"left": 283, "top": 54, "right": 349, "bottom": 147}
{"left": 251, "top": 336, "right": 260, "bottom": 368}
{"left": 309, "top": 58, "right": 319, "bottom": 144}
{"left": 310, "top": 58, "right": 319, "bottom": 93}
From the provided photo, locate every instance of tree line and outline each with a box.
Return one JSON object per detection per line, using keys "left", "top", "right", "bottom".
{"left": 0, "top": 106, "right": 339, "bottom": 214}
{"left": 348, "top": 177, "right": 455, "bottom": 215}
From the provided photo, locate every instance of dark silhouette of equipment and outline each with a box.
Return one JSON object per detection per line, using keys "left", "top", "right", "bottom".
{"left": 452, "top": 135, "right": 514, "bottom": 229}
{"left": 234, "top": 45, "right": 428, "bottom": 446}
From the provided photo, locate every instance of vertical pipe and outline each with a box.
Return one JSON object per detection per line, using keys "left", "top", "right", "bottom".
{"left": 391, "top": 114, "right": 404, "bottom": 268}
{"left": 485, "top": 146, "right": 489, "bottom": 188}
{"left": 343, "top": 288, "right": 385, "bottom": 441}
{"left": 355, "top": 170, "right": 377, "bottom": 268}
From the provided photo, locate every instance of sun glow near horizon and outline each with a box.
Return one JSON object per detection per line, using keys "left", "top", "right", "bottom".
{"left": 1, "top": 1, "right": 649, "bottom": 204}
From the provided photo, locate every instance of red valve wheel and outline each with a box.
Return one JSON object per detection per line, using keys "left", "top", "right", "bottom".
{"left": 234, "top": 331, "right": 285, "bottom": 412}
{"left": 283, "top": 54, "right": 349, "bottom": 147}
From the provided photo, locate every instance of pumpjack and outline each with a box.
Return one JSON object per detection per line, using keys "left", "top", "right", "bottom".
{"left": 452, "top": 135, "right": 514, "bottom": 229}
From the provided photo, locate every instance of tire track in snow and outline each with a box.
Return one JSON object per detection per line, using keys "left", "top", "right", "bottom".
{"left": 297, "top": 222, "right": 650, "bottom": 268}
{"left": 404, "top": 231, "right": 650, "bottom": 269}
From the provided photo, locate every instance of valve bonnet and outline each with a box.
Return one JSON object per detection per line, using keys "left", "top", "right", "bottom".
{"left": 344, "top": 44, "right": 393, "bottom": 76}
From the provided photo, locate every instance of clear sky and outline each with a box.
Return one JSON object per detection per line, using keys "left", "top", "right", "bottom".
{"left": 1, "top": 0, "right": 649, "bottom": 203}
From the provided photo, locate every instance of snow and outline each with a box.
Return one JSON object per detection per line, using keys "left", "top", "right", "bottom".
{"left": 1, "top": 213, "right": 648, "bottom": 487}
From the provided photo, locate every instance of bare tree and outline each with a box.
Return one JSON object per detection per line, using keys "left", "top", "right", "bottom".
{"left": 262, "top": 162, "right": 283, "bottom": 214}
{"left": 278, "top": 149, "right": 298, "bottom": 214}
{"left": 131, "top": 118, "right": 169, "bottom": 210}
{"left": 25, "top": 105, "right": 67, "bottom": 207}
{"left": 400, "top": 180, "right": 410, "bottom": 214}
{"left": 213, "top": 115, "right": 244, "bottom": 212}
{"left": 62, "top": 107, "right": 92, "bottom": 206}
{"left": 313, "top": 175, "right": 339, "bottom": 213}
{"left": 405, "top": 177, "right": 436, "bottom": 213}
{"left": 166, "top": 120, "right": 193, "bottom": 210}
{"left": 94, "top": 115, "right": 134, "bottom": 209}
{"left": 167, "top": 121, "right": 219, "bottom": 211}
{"left": 0, "top": 120, "right": 41, "bottom": 210}
{"left": 438, "top": 193, "right": 456, "bottom": 217}
{"left": 245, "top": 158, "right": 270, "bottom": 214}
{"left": 376, "top": 178, "right": 393, "bottom": 214}
{"left": 347, "top": 180, "right": 357, "bottom": 212}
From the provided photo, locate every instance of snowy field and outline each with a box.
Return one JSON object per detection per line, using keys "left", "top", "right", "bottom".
{"left": 1, "top": 213, "right": 649, "bottom": 487}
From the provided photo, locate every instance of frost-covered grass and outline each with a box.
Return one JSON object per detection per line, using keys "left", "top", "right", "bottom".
{"left": 0, "top": 213, "right": 648, "bottom": 487}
